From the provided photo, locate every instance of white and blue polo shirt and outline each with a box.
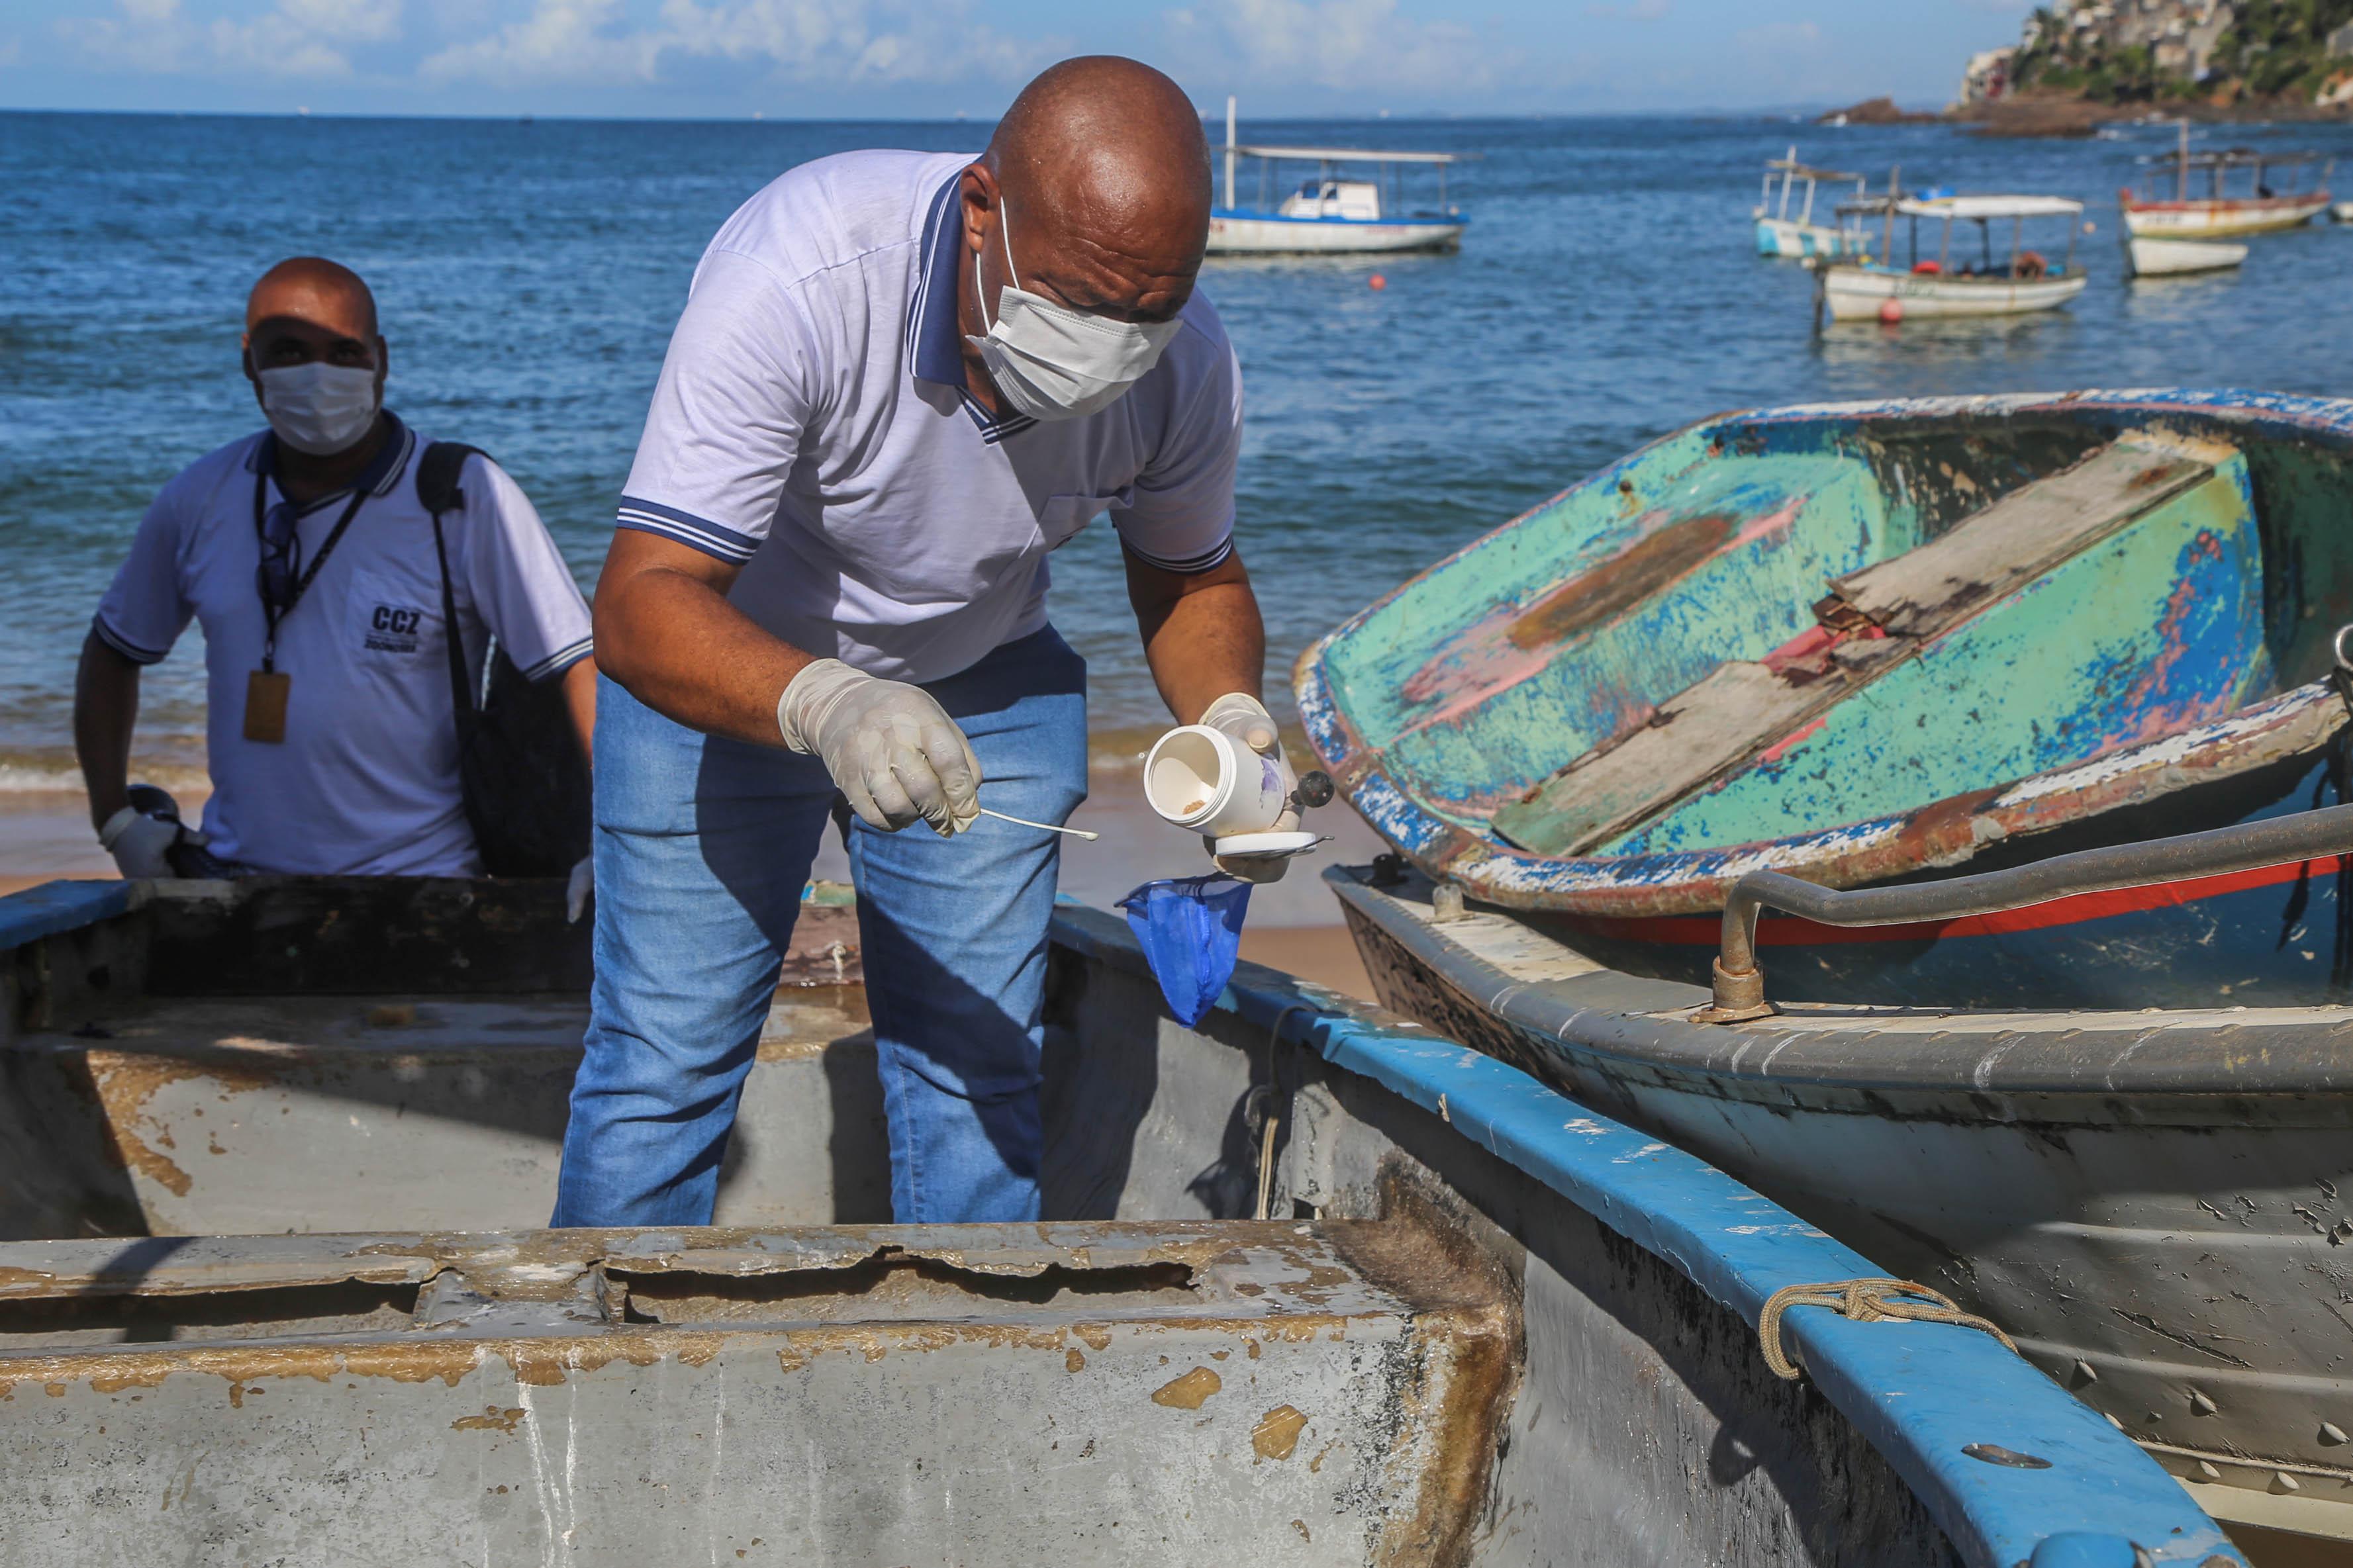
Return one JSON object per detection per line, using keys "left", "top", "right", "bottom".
{"left": 616, "top": 150, "right": 1243, "bottom": 686}
{"left": 93, "top": 415, "right": 595, "bottom": 876}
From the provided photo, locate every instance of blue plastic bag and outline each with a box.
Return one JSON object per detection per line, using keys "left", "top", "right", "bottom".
{"left": 1117, "top": 874, "right": 1254, "bottom": 1027}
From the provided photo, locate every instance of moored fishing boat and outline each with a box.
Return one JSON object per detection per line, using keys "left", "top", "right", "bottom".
{"left": 1207, "top": 97, "right": 1467, "bottom": 256}
{"left": 2123, "top": 123, "right": 2332, "bottom": 240}
{"left": 2126, "top": 233, "right": 2247, "bottom": 276}
{"left": 0, "top": 874, "right": 2240, "bottom": 1565}
{"left": 1753, "top": 147, "right": 1866, "bottom": 259}
{"left": 1815, "top": 192, "right": 2088, "bottom": 322}
{"left": 1294, "top": 388, "right": 2353, "bottom": 1550}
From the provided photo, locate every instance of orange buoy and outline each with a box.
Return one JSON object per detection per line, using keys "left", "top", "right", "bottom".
{"left": 1878, "top": 298, "right": 1904, "bottom": 325}
{"left": 1368, "top": 273, "right": 1387, "bottom": 291}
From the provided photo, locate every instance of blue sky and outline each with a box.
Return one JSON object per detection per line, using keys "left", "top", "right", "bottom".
{"left": 0, "top": 0, "right": 2035, "bottom": 119}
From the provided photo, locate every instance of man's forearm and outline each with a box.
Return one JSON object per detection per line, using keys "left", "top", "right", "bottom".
{"left": 73, "top": 632, "right": 140, "bottom": 832}
{"left": 593, "top": 558, "right": 816, "bottom": 747}
{"left": 559, "top": 658, "right": 598, "bottom": 766}
{"left": 1126, "top": 549, "right": 1266, "bottom": 725}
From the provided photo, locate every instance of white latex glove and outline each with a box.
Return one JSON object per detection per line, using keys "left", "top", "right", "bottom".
{"left": 98, "top": 806, "right": 189, "bottom": 880}
{"left": 777, "top": 659, "right": 983, "bottom": 837}
{"left": 566, "top": 854, "right": 594, "bottom": 925}
{"left": 1198, "top": 692, "right": 1300, "bottom": 886}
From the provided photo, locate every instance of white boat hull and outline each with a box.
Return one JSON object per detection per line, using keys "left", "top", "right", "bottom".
{"left": 2334, "top": 202, "right": 2353, "bottom": 224}
{"left": 1820, "top": 264, "right": 2088, "bottom": 320}
{"left": 1207, "top": 212, "right": 1465, "bottom": 255}
{"left": 2127, "top": 236, "right": 2248, "bottom": 276}
{"left": 2122, "top": 195, "right": 2330, "bottom": 238}
{"left": 1753, "top": 217, "right": 1854, "bottom": 259}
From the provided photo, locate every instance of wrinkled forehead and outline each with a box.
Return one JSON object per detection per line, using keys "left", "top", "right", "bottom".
{"left": 1004, "top": 150, "right": 1209, "bottom": 302}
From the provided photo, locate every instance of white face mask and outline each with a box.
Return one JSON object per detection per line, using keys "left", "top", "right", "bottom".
{"left": 256, "top": 361, "right": 381, "bottom": 456}
{"left": 966, "top": 205, "right": 1182, "bottom": 422}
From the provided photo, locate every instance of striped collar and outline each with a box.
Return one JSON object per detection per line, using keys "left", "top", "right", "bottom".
{"left": 246, "top": 412, "right": 416, "bottom": 512}
{"left": 905, "top": 171, "right": 1035, "bottom": 446}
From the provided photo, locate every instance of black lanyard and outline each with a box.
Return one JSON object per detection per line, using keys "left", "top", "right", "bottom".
{"left": 252, "top": 470, "right": 370, "bottom": 673}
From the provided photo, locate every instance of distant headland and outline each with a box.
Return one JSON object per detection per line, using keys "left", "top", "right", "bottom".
{"left": 1828, "top": 1, "right": 2353, "bottom": 137}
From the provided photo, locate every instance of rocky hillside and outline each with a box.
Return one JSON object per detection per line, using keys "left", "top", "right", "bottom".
{"left": 1995, "top": 1, "right": 2353, "bottom": 108}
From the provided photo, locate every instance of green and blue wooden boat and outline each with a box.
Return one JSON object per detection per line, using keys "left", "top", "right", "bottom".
{"left": 1299, "top": 389, "right": 2353, "bottom": 1011}
{"left": 1299, "top": 390, "right": 2353, "bottom": 1553}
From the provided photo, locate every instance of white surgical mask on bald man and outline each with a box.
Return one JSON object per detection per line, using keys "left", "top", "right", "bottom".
{"left": 256, "top": 361, "right": 381, "bottom": 456}
{"left": 966, "top": 203, "right": 1182, "bottom": 422}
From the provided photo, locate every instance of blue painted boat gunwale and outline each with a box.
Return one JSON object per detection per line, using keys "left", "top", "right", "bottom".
{"left": 0, "top": 880, "right": 131, "bottom": 953}
{"left": 1298, "top": 390, "right": 2353, "bottom": 917}
{"left": 1051, "top": 906, "right": 2245, "bottom": 1568}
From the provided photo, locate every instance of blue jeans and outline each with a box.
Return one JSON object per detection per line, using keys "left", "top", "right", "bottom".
{"left": 552, "top": 627, "right": 1088, "bottom": 1226}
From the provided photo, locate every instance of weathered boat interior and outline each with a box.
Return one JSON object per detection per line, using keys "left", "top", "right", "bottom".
{"left": 1311, "top": 396, "right": 2353, "bottom": 884}
{"left": 0, "top": 878, "right": 2234, "bottom": 1565}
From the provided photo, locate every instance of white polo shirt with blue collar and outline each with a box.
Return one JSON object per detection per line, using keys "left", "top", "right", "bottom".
{"left": 93, "top": 414, "right": 595, "bottom": 877}
{"left": 616, "top": 149, "right": 1245, "bottom": 686}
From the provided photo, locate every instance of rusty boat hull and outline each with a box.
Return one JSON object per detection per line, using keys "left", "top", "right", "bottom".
{"left": 0, "top": 876, "right": 2236, "bottom": 1566}
{"left": 1296, "top": 390, "right": 2353, "bottom": 1011}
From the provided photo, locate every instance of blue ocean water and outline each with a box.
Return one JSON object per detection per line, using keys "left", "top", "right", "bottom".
{"left": 5, "top": 108, "right": 2352, "bottom": 786}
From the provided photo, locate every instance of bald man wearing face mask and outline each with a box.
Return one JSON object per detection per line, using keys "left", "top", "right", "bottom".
{"left": 557, "top": 57, "right": 1294, "bottom": 1228}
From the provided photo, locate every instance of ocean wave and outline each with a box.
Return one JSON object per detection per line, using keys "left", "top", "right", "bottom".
{"left": 0, "top": 755, "right": 208, "bottom": 794}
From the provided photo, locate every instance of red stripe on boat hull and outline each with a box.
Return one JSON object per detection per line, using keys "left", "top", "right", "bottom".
{"left": 1562, "top": 856, "right": 2342, "bottom": 948}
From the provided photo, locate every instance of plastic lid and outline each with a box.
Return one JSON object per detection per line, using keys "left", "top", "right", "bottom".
{"left": 1212, "top": 830, "right": 1325, "bottom": 858}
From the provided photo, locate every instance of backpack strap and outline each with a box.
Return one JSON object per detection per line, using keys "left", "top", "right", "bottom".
{"left": 420, "top": 443, "right": 489, "bottom": 729}
{"left": 417, "top": 441, "right": 485, "bottom": 520}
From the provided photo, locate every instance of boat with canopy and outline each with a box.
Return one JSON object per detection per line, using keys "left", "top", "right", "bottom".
{"left": 1815, "top": 186, "right": 2086, "bottom": 322}
{"left": 2123, "top": 122, "right": 2333, "bottom": 240}
{"left": 1207, "top": 97, "right": 1468, "bottom": 255}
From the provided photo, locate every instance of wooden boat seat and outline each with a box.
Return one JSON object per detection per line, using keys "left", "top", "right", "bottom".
{"left": 1490, "top": 430, "right": 2242, "bottom": 857}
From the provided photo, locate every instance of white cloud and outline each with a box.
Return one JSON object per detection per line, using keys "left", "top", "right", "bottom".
{"left": 1584, "top": 0, "right": 1670, "bottom": 19}
{"left": 1163, "top": 0, "right": 1494, "bottom": 96}
{"left": 59, "top": 0, "right": 405, "bottom": 77}
{"left": 420, "top": 0, "right": 659, "bottom": 83}
{"left": 422, "top": 0, "right": 1051, "bottom": 87}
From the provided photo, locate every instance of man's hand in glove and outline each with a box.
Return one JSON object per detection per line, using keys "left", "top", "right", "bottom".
{"left": 777, "top": 659, "right": 982, "bottom": 837}
{"left": 1198, "top": 691, "right": 1298, "bottom": 885}
{"left": 99, "top": 805, "right": 193, "bottom": 880}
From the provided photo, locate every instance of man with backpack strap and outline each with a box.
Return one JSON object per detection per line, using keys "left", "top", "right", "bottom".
{"left": 73, "top": 257, "right": 599, "bottom": 909}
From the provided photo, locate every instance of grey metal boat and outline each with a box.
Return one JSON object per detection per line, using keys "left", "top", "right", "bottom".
{"left": 0, "top": 875, "right": 2236, "bottom": 1565}
{"left": 1328, "top": 848, "right": 2353, "bottom": 1560}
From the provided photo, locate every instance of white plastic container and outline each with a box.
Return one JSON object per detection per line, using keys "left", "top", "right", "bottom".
{"left": 1143, "top": 725, "right": 1287, "bottom": 839}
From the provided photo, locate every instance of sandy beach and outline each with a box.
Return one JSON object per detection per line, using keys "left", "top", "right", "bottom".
{"left": 0, "top": 760, "right": 1383, "bottom": 999}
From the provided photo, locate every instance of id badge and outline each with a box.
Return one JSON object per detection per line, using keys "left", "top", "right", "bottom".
{"left": 243, "top": 670, "right": 291, "bottom": 744}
